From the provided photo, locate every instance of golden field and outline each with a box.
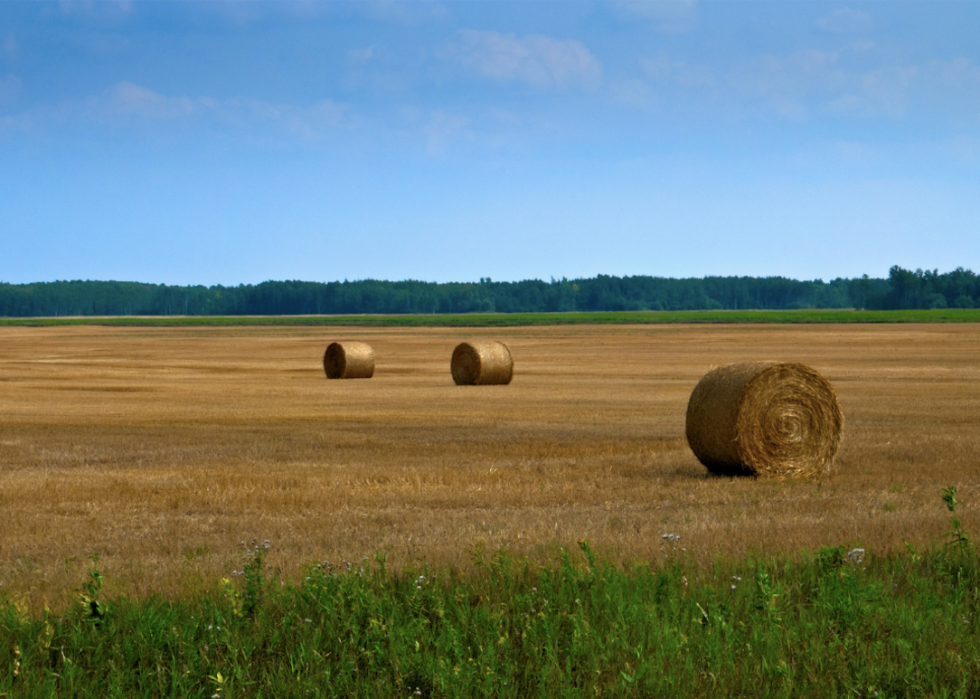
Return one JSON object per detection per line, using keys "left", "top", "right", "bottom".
{"left": 1, "top": 323, "right": 978, "bottom": 607}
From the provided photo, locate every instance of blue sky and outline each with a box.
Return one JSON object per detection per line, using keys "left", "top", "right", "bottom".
{"left": 1, "top": 1, "right": 978, "bottom": 285}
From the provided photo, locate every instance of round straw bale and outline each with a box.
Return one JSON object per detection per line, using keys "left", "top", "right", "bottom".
{"left": 685, "top": 362, "right": 843, "bottom": 479}
{"left": 323, "top": 341, "right": 375, "bottom": 379}
{"left": 451, "top": 340, "right": 513, "bottom": 386}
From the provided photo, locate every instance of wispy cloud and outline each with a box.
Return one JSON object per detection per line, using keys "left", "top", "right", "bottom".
{"left": 231, "top": 97, "right": 349, "bottom": 139}
{"left": 610, "top": 0, "right": 698, "bottom": 33}
{"left": 2, "top": 33, "right": 18, "bottom": 60}
{"left": 57, "top": 0, "right": 133, "bottom": 19}
{"left": 641, "top": 53, "right": 716, "bottom": 88}
{"left": 347, "top": 46, "right": 375, "bottom": 64}
{"left": 96, "top": 81, "right": 205, "bottom": 119}
{"left": 630, "top": 44, "right": 980, "bottom": 124}
{"left": 447, "top": 29, "right": 601, "bottom": 90}
{"left": 423, "top": 110, "right": 471, "bottom": 154}
{"left": 1, "top": 81, "right": 351, "bottom": 143}
{"left": 730, "top": 50, "right": 843, "bottom": 119}
{"left": 0, "top": 75, "right": 22, "bottom": 107}
{"left": 814, "top": 8, "right": 873, "bottom": 34}
{"left": 359, "top": 0, "right": 450, "bottom": 25}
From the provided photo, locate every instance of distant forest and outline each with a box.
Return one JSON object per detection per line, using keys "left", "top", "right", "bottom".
{"left": 1, "top": 266, "right": 977, "bottom": 317}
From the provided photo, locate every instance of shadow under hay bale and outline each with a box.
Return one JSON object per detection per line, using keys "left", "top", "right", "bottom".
{"left": 451, "top": 340, "right": 513, "bottom": 386}
{"left": 685, "top": 361, "right": 843, "bottom": 479}
{"left": 323, "top": 341, "right": 375, "bottom": 380}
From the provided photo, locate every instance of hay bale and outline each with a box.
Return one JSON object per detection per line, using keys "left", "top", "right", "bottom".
{"left": 685, "top": 362, "right": 843, "bottom": 479}
{"left": 451, "top": 340, "right": 513, "bottom": 386}
{"left": 323, "top": 341, "right": 375, "bottom": 379}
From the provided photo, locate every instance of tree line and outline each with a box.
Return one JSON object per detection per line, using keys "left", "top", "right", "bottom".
{"left": 0, "top": 266, "right": 976, "bottom": 317}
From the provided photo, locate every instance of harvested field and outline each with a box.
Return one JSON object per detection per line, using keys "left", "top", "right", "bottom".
{"left": 1, "top": 323, "right": 979, "bottom": 607}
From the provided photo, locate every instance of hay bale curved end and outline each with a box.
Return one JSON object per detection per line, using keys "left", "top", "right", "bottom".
{"left": 451, "top": 341, "right": 513, "bottom": 386}
{"left": 323, "top": 342, "right": 375, "bottom": 380}
{"left": 685, "top": 362, "right": 843, "bottom": 479}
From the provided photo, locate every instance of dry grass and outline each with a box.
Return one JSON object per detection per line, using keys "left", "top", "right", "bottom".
{"left": 1, "top": 323, "right": 979, "bottom": 608}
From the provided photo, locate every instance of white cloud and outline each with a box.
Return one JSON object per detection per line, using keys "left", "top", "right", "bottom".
{"left": 2, "top": 33, "right": 18, "bottom": 60}
{"left": 641, "top": 53, "right": 715, "bottom": 88}
{"left": 341, "top": 44, "right": 411, "bottom": 94}
{"left": 611, "top": 0, "right": 698, "bottom": 33}
{"left": 729, "top": 50, "right": 843, "bottom": 118}
{"left": 926, "top": 57, "right": 980, "bottom": 90}
{"left": 58, "top": 0, "right": 133, "bottom": 18}
{"left": 99, "top": 81, "right": 201, "bottom": 119}
{"left": 449, "top": 29, "right": 601, "bottom": 90}
{"left": 424, "top": 110, "right": 471, "bottom": 154}
{"left": 836, "top": 68, "right": 913, "bottom": 117}
{"left": 223, "top": 96, "right": 350, "bottom": 140}
{"left": 823, "top": 59, "right": 980, "bottom": 119}
{"left": 630, "top": 44, "right": 980, "bottom": 125}
{"left": 0, "top": 75, "right": 22, "bottom": 106}
{"left": 815, "top": 8, "right": 873, "bottom": 34}
{"left": 360, "top": 0, "right": 450, "bottom": 25}
{"left": 59, "top": 82, "right": 349, "bottom": 140}
{"left": 347, "top": 46, "right": 375, "bottom": 64}
{"left": 609, "top": 77, "right": 659, "bottom": 110}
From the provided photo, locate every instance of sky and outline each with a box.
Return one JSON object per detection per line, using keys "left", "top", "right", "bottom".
{"left": 1, "top": 0, "right": 978, "bottom": 286}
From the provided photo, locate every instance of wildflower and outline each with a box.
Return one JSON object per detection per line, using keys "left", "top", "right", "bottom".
{"left": 662, "top": 533, "right": 680, "bottom": 543}
{"left": 847, "top": 548, "right": 865, "bottom": 565}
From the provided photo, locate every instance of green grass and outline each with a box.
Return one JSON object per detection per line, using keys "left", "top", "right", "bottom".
{"left": 3, "top": 534, "right": 980, "bottom": 697}
{"left": 3, "top": 308, "right": 980, "bottom": 327}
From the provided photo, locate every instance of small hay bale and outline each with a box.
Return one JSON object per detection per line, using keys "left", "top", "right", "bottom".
{"left": 685, "top": 361, "right": 843, "bottom": 479}
{"left": 323, "top": 341, "right": 375, "bottom": 380}
{"left": 451, "top": 340, "right": 513, "bottom": 386}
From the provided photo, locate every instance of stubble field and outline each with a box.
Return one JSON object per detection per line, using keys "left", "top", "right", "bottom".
{"left": 1, "top": 323, "right": 978, "bottom": 608}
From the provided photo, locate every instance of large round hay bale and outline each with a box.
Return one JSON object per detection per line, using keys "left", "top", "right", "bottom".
{"left": 685, "top": 362, "right": 843, "bottom": 479}
{"left": 323, "top": 341, "right": 375, "bottom": 379}
{"left": 451, "top": 340, "right": 513, "bottom": 386}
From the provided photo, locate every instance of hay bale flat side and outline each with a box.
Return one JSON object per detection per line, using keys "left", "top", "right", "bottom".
{"left": 685, "top": 361, "right": 843, "bottom": 479}
{"left": 451, "top": 340, "right": 513, "bottom": 386}
{"left": 323, "top": 341, "right": 375, "bottom": 379}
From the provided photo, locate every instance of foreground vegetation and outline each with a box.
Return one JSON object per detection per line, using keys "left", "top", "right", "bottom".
{"left": 3, "top": 492, "right": 978, "bottom": 698}
{"left": 3, "top": 308, "right": 980, "bottom": 327}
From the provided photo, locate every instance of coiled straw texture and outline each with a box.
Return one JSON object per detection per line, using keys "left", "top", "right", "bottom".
{"left": 685, "top": 362, "right": 843, "bottom": 479}
{"left": 451, "top": 341, "right": 514, "bottom": 386}
{"left": 323, "top": 342, "right": 375, "bottom": 380}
